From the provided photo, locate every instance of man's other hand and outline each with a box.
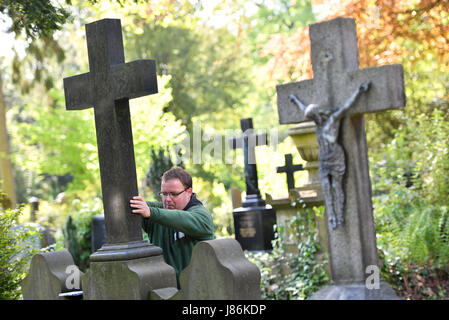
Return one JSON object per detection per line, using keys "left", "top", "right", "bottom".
{"left": 130, "top": 196, "right": 151, "bottom": 218}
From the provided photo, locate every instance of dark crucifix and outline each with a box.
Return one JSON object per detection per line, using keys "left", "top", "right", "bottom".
{"left": 229, "top": 118, "right": 267, "bottom": 207}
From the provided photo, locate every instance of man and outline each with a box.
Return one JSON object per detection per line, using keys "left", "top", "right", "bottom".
{"left": 130, "top": 166, "right": 214, "bottom": 287}
{"left": 289, "top": 81, "right": 370, "bottom": 229}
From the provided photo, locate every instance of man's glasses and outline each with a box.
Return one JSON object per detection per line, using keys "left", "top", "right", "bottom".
{"left": 159, "top": 188, "right": 188, "bottom": 198}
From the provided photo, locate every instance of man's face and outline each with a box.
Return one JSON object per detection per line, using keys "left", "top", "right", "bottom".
{"left": 161, "top": 178, "right": 192, "bottom": 210}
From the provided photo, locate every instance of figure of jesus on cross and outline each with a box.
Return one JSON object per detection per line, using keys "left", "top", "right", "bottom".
{"left": 289, "top": 81, "right": 370, "bottom": 229}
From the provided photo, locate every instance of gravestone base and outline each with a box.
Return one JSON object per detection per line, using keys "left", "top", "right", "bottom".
{"left": 89, "top": 240, "right": 162, "bottom": 262}
{"left": 233, "top": 205, "right": 276, "bottom": 251}
{"left": 82, "top": 253, "right": 177, "bottom": 300}
{"left": 308, "top": 281, "right": 401, "bottom": 300}
{"left": 242, "top": 194, "right": 266, "bottom": 208}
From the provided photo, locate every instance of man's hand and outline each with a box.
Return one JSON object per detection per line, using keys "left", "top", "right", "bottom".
{"left": 130, "top": 196, "right": 151, "bottom": 218}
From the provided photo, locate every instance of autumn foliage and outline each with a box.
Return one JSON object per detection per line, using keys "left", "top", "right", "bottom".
{"left": 261, "top": 0, "right": 449, "bottom": 84}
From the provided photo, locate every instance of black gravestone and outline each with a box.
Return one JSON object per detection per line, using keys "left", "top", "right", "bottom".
{"left": 91, "top": 215, "right": 107, "bottom": 253}
{"left": 232, "top": 206, "right": 276, "bottom": 251}
{"left": 229, "top": 118, "right": 276, "bottom": 251}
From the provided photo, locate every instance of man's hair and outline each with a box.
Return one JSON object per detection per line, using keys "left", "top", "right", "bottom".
{"left": 162, "top": 167, "right": 192, "bottom": 189}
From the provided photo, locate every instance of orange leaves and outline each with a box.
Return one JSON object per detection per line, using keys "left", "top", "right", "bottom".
{"left": 260, "top": 29, "right": 312, "bottom": 85}
{"left": 260, "top": 0, "right": 449, "bottom": 84}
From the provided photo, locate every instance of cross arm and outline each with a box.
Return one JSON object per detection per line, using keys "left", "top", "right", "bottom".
{"left": 228, "top": 132, "right": 268, "bottom": 150}
{"left": 332, "top": 81, "right": 370, "bottom": 121}
{"left": 289, "top": 94, "right": 308, "bottom": 113}
{"left": 110, "top": 59, "right": 158, "bottom": 100}
{"left": 276, "top": 165, "right": 304, "bottom": 173}
{"left": 343, "top": 64, "right": 405, "bottom": 115}
{"left": 63, "top": 72, "right": 94, "bottom": 110}
{"left": 276, "top": 78, "right": 315, "bottom": 124}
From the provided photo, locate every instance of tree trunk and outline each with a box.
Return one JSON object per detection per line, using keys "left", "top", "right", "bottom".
{"left": 0, "top": 71, "right": 17, "bottom": 209}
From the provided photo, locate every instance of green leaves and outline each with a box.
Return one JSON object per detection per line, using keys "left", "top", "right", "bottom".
{"left": 1, "top": 0, "right": 69, "bottom": 39}
{"left": 10, "top": 75, "right": 184, "bottom": 201}
{"left": 372, "top": 106, "right": 449, "bottom": 272}
{"left": 247, "top": 206, "right": 329, "bottom": 300}
{"left": 0, "top": 198, "right": 40, "bottom": 299}
{"left": 62, "top": 197, "right": 103, "bottom": 272}
{"left": 125, "top": 22, "right": 251, "bottom": 128}
{"left": 11, "top": 89, "right": 98, "bottom": 197}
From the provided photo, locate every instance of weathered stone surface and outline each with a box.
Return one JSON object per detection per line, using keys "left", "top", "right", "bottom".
{"left": 277, "top": 17, "right": 404, "bottom": 282}
{"left": 63, "top": 19, "right": 158, "bottom": 254}
{"left": 178, "top": 239, "right": 261, "bottom": 300}
{"left": 22, "top": 251, "right": 83, "bottom": 300}
{"left": 59, "top": 18, "right": 191, "bottom": 301}
{"left": 150, "top": 239, "right": 261, "bottom": 300}
{"left": 82, "top": 255, "right": 177, "bottom": 300}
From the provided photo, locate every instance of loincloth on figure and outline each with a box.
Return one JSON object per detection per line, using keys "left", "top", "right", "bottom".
{"left": 318, "top": 144, "right": 346, "bottom": 178}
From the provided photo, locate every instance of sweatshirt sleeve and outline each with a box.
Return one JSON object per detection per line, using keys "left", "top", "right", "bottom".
{"left": 148, "top": 205, "right": 214, "bottom": 240}
{"left": 141, "top": 201, "right": 163, "bottom": 233}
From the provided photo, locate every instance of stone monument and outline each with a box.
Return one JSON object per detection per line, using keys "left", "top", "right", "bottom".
{"left": 22, "top": 251, "right": 83, "bottom": 300}
{"left": 276, "top": 17, "right": 405, "bottom": 299}
{"left": 150, "top": 239, "right": 261, "bottom": 300}
{"left": 63, "top": 18, "right": 177, "bottom": 299}
{"left": 229, "top": 118, "right": 276, "bottom": 251}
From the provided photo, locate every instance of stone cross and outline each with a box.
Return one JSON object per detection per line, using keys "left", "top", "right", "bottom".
{"left": 276, "top": 17, "right": 405, "bottom": 288}
{"left": 229, "top": 118, "right": 267, "bottom": 207}
{"left": 63, "top": 19, "right": 161, "bottom": 261}
{"left": 276, "top": 153, "right": 304, "bottom": 191}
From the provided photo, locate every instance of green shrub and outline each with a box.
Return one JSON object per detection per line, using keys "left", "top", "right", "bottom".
{"left": 372, "top": 109, "right": 449, "bottom": 269}
{"left": 0, "top": 200, "right": 40, "bottom": 300}
{"left": 247, "top": 206, "right": 329, "bottom": 300}
{"left": 62, "top": 198, "right": 103, "bottom": 272}
{"left": 371, "top": 108, "right": 449, "bottom": 299}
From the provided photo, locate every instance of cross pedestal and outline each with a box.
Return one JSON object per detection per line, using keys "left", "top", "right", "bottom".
{"left": 277, "top": 17, "right": 405, "bottom": 299}
{"left": 63, "top": 19, "right": 176, "bottom": 299}
{"left": 229, "top": 118, "right": 276, "bottom": 251}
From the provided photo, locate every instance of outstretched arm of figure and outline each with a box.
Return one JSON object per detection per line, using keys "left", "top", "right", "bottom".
{"left": 332, "top": 81, "right": 370, "bottom": 120}
{"left": 289, "top": 94, "right": 308, "bottom": 114}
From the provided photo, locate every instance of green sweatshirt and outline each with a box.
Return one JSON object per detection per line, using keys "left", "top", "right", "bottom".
{"left": 141, "top": 194, "right": 214, "bottom": 287}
